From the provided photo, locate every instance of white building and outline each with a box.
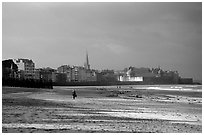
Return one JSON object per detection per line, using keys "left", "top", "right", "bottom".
{"left": 14, "top": 58, "right": 35, "bottom": 79}
{"left": 118, "top": 68, "right": 143, "bottom": 82}
{"left": 119, "top": 76, "right": 143, "bottom": 82}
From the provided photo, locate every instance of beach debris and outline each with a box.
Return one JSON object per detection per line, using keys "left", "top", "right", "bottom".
{"left": 129, "top": 94, "right": 142, "bottom": 98}
{"left": 106, "top": 91, "right": 118, "bottom": 97}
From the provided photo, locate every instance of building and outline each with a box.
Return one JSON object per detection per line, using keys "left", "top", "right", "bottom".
{"left": 118, "top": 67, "right": 144, "bottom": 82}
{"left": 14, "top": 59, "right": 35, "bottom": 79}
{"left": 179, "top": 78, "right": 193, "bottom": 84}
{"left": 96, "top": 69, "right": 118, "bottom": 82}
{"left": 57, "top": 65, "right": 72, "bottom": 82}
{"left": 57, "top": 65, "right": 96, "bottom": 82}
{"left": 117, "top": 66, "right": 181, "bottom": 84}
{"left": 55, "top": 51, "right": 97, "bottom": 83}
{"left": 117, "top": 66, "right": 180, "bottom": 84}
{"left": 2, "top": 59, "right": 18, "bottom": 79}
{"left": 34, "top": 68, "right": 40, "bottom": 80}
{"left": 160, "top": 70, "right": 179, "bottom": 78}
{"left": 40, "top": 67, "right": 55, "bottom": 81}
{"left": 51, "top": 70, "right": 57, "bottom": 82}
{"left": 86, "top": 69, "right": 97, "bottom": 82}
{"left": 34, "top": 67, "right": 56, "bottom": 82}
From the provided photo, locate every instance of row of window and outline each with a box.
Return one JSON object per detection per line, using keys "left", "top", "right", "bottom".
{"left": 24, "top": 71, "right": 35, "bottom": 74}
{"left": 24, "top": 67, "right": 34, "bottom": 70}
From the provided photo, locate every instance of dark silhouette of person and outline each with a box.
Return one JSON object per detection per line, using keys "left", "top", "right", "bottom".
{"left": 72, "top": 90, "right": 77, "bottom": 99}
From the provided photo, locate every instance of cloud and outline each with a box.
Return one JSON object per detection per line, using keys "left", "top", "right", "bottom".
{"left": 91, "top": 43, "right": 129, "bottom": 55}
{"left": 105, "top": 43, "right": 129, "bottom": 54}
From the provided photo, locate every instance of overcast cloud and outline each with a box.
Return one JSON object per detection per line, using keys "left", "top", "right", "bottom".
{"left": 2, "top": 2, "right": 202, "bottom": 80}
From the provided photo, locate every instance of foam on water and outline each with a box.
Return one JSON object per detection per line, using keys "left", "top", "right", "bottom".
{"left": 134, "top": 85, "right": 202, "bottom": 92}
{"left": 54, "top": 85, "right": 202, "bottom": 92}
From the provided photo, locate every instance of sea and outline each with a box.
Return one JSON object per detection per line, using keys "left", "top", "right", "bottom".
{"left": 54, "top": 84, "right": 202, "bottom": 92}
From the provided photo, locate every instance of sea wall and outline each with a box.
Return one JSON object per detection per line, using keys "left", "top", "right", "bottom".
{"left": 53, "top": 76, "right": 194, "bottom": 86}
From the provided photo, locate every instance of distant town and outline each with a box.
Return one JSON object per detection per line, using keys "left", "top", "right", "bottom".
{"left": 2, "top": 52, "right": 197, "bottom": 88}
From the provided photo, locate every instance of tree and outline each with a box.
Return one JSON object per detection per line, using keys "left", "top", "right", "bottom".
{"left": 2, "top": 59, "right": 18, "bottom": 79}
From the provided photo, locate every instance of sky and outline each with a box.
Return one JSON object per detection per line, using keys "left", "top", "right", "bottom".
{"left": 2, "top": 2, "right": 202, "bottom": 80}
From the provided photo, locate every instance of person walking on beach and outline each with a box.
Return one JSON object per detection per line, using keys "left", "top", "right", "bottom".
{"left": 72, "top": 90, "right": 77, "bottom": 99}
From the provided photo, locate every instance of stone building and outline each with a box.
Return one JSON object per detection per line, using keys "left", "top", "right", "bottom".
{"left": 14, "top": 58, "right": 35, "bottom": 79}
{"left": 57, "top": 65, "right": 96, "bottom": 82}
{"left": 55, "top": 51, "right": 96, "bottom": 83}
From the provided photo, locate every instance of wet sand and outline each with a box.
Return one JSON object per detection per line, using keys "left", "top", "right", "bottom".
{"left": 2, "top": 86, "right": 202, "bottom": 133}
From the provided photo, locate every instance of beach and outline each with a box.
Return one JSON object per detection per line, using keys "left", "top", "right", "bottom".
{"left": 2, "top": 85, "right": 202, "bottom": 133}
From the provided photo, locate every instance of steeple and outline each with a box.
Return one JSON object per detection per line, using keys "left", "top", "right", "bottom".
{"left": 85, "top": 50, "right": 90, "bottom": 70}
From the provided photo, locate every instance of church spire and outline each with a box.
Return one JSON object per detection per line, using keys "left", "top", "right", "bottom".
{"left": 85, "top": 50, "right": 90, "bottom": 70}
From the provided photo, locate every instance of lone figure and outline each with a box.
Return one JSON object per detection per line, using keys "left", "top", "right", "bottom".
{"left": 72, "top": 90, "right": 77, "bottom": 99}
